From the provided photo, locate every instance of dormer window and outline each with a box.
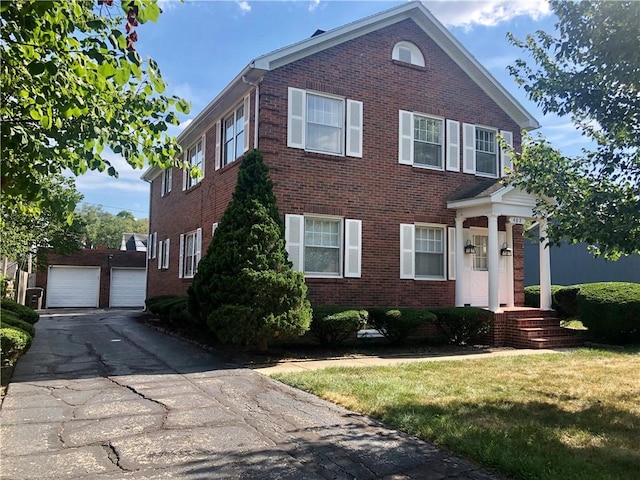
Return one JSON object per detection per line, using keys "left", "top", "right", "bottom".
{"left": 392, "top": 41, "right": 425, "bottom": 67}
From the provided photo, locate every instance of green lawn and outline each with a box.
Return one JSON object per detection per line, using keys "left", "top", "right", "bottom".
{"left": 274, "top": 348, "right": 640, "bottom": 480}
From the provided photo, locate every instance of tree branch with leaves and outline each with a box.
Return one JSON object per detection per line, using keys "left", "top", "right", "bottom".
{"left": 506, "top": 0, "right": 639, "bottom": 259}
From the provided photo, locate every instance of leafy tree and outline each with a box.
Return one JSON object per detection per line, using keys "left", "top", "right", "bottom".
{"left": 0, "top": 0, "right": 190, "bottom": 224}
{"left": 78, "top": 205, "right": 148, "bottom": 249}
{"left": 1, "top": 175, "right": 86, "bottom": 264}
{"left": 506, "top": 0, "right": 639, "bottom": 258}
{"left": 188, "top": 150, "right": 312, "bottom": 350}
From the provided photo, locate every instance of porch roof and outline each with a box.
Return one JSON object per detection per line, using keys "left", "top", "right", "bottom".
{"left": 447, "top": 180, "right": 541, "bottom": 220}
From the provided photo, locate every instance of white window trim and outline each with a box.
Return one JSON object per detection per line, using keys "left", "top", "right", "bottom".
{"left": 160, "top": 167, "right": 172, "bottom": 197}
{"left": 221, "top": 98, "right": 249, "bottom": 167}
{"left": 287, "top": 87, "right": 363, "bottom": 158}
{"left": 400, "top": 223, "right": 448, "bottom": 281}
{"left": 392, "top": 41, "right": 425, "bottom": 67}
{"left": 285, "top": 214, "right": 362, "bottom": 279}
{"left": 182, "top": 137, "right": 205, "bottom": 190}
{"left": 398, "top": 110, "right": 446, "bottom": 170}
{"left": 463, "top": 123, "right": 508, "bottom": 179}
{"left": 179, "top": 228, "right": 202, "bottom": 279}
{"left": 158, "top": 238, "right": 170, "bottom": 270}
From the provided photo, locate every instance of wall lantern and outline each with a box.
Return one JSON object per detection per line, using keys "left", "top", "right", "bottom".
{"left": 500, "top": 242, "right": 513, "bottom": 256}
{"left": 464, "top": 240, "right": 476, "bottom": 254}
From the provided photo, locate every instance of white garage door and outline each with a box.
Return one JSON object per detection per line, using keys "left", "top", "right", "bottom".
{"left": 110, "top": 268, "right": 146, "bottom": 307}
{"left": 47, "top": 266, "right": 100, "bottom": 308}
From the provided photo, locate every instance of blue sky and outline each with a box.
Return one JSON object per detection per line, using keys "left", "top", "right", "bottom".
{"left": 76, "top": 0, "right": 585, "bottom": 218}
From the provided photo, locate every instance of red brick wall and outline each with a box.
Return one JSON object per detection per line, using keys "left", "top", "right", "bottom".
{"left": 146, "top": 18, "right": 525, "bottom": 308}
{"left": 36, "top": 249, "right": 146, "bottom": 308}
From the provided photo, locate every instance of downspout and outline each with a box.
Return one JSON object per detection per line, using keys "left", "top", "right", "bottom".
{"left": 242, "top": 76, "right": 260, "bottom": 149}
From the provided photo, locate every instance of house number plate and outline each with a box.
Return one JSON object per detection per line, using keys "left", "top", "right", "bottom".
{"left": 509, "top": 217, "right": 525, "bottom": 225}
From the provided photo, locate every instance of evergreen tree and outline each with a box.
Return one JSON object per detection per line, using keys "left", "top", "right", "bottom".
{"left": 189, "top": 150, "right": 311, "bottom": 350}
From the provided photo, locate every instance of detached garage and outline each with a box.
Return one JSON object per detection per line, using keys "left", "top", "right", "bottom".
{"left": 47, "top": 266, "right": 101, "bottom": 308}
{"left": 37, "top": 248, "right": 147, "bottom": 309}
{"left": 110, "top": 268, "right": 146, "bottom": 307}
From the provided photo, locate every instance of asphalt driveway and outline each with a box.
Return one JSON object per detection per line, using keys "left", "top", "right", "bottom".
{"left": 1, "top": 309, "right": 500, "bottom": 479}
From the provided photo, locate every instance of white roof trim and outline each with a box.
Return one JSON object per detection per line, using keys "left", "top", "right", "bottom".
{"left": 177, "top": 2, "right": 539, "bottom": 147}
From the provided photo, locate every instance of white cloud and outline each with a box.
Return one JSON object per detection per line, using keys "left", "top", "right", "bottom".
{"left": 424, "top": 0, "right": 551, "bottom": 28}
{"left": 309, "top": 0, "right": 321, "bottom": 12}
{"left": 72, "top": 152, "right": 150, "bottom": 194}
{"left": 237, "top": 1, "right": 251, "bottom": 14}
{"left": 177, "top": 118, "right": 193, "bottom": 132}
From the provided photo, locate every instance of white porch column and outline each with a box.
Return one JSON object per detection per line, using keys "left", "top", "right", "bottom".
{"left": 505, "top": 221, "right": 515, "bottom": 307}
{"left": 455, "top": 216, "right": 465, "bottom": 307}
{"left": 539, "top": 219, "right": 552, "bottom": 310}
{"left": 487, "top": 214, "right": 500, "bottom": 312}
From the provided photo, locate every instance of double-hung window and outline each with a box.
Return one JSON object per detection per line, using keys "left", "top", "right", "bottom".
{"left": 475, "top": 128, "right": 497, "bottom": 177}
{"left": 158, "top": 239, "right": 170, "bottom": 270}
{"left": 178, "top": 228, "right": 202, "bottom": 279}
{"left": 399, "top": 111, "right": 457, "bottom": 170}
{"left": 161, "top": 168, "right": 172, "bottom": 197}
{"left": 462, "top": 124, "right": 513, "bottom": 177}
{"left": 400, "top": 223, "right": 447, "bottom": 280}
{"left": 183, "top": 138, "right": 204, "bottom": 190}
{"left": 415, "top": 226, "right": 445, "bottom": 278}
{"left": 223, "top": 104, "right": 245, "bottom": 166}
{"left": 285, "top": 214, "right": 362, "bottom": 278}
{"left": 413, "top": 115, "right": 443, "bottom": 168}
{"left": 287, "top": 87, "right": 363, "bottom": 158}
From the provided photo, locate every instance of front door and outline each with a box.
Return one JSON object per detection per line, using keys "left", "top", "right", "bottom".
{"left": 462, "top": 228, "right": 509, "bottom": 307}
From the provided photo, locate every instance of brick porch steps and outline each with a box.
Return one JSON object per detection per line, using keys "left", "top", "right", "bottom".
{"left": 499, "top": 309, "right": 584, "bottom": 349}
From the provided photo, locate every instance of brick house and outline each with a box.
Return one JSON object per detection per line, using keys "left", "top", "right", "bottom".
{"left": 143, "top": 3, "right": 556, "bottom": 320}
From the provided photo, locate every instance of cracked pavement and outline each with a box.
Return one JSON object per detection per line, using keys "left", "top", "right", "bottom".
{"left": 0, "top": 310, "right": 501, "bottom": 479}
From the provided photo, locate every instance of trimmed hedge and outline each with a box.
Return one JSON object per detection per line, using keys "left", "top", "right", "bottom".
{"left": 1, "top": 326, "right": 32, "bottom": 367}
{"left": 553, "top": 286, "right": 581, "bottom": 318}
{"left": 431, "top": 307, "right": 493, "bottom": 345}
{"left": 310, "top": 307, "right": 366, "bottom": 346}
{"left": 1, "top": 309, "right": 36, "bottom": 337}
{"left": 368, "top": 307, "right": 435, "bottom": 345}
{"left": 523, "top": 285, "right": 564, "bottom": 312}
{"left": 577, "top": 282, "right": 640, "bottom": 344}
{"left": 1, "top": 298, "right": 39, "bottom": 324}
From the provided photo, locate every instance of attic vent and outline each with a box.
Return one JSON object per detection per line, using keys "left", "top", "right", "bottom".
{"left": 311, "top": 29, "right": 325, "bottom": 37}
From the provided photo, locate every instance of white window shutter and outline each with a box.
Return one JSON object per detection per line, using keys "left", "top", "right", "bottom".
{"left": 164, "top": 239, "right": 170, "bottom": 269}
{"left": 500, "top": 130, "right": 514, "bottom": 177}
{"left": 178, "top": 234, "right": 184, "bottom": 278}
{"left": 182, "top": 151, "right": 188, "bottom": 190}
{"left": 157, "top": 240, "right": 163, "bottom": 269}
{"left": 195, "top": 228, "right": 202, "bottom": 270}
{"left": 400, "top": 223, "right": 415, "bottom": 279}
{"left": 160, "top": 172, "right": 166, "bottom": 197}
{"left": 463, "top": 123, "right": 476, "bottom": 173}
{"left": 287, "top": 87, "right": 305, "bottom": 149}
{"left": 152, "top": 232, "right": 158, "bottom": 259}
{"left": 448, "top": 227, "right": 456, "bottom": 280}
{"left": 214, "top": 121, "right": 221, "bottom": 170}
{"left": 285, "top": 214, "right": 304, "bottom": 272}
{"left": 200, "top": 136, "right": 206, "bottom": 178}
{"left": 212, "top": 222, "right": 219, "bottom": 237}
{"left": 344, "top": 219, "right": 362, "bottom": 278}
{"left": 346, "top": 99, "right": 363, "bottom": 158}
{"left": 243, "top": 95, "right": 250, "bottom": 153}
{"left": 446, "top": 119, "right": 460, "bottom": 171}
{"left": 398, "top": 110, "right": 413, "bottom": 165}
{"left": 147, "top": 233, "right": 152, "bottom": 259}
{"left": 167, "top": 168, "right": 172, "bottom": 193}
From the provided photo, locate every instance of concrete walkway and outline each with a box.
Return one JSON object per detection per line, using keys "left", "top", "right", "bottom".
{"left": 0, "top": 310, "right": 504, "bottom": 479}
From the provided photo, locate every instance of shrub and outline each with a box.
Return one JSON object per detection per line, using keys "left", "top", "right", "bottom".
{"left": 368, "top": 307, "right": 436, "bottom": 345}
{"left": 523, "top": 285, "right": 564, "bottom": 312}
{"left": 190, "top": 150, "right": 311, "bottom": 350}
{"left": 553, "top": 286, "right": 582, "bottom": 318}
{"left": 1, "top": 298, "right": 39, "bottom": 324}
{"left": 146, "top": 295, "right": 187, "bottom": 319}
{"left": 577, "top": 282, "right": 640, "bottom": 344}
{"left": 1, "top": 309, "right": 36, "bottom": 337}
{"left": 310, "top": 308, "right": 367, "bottom": 346}
{"left": 1, "top": 326, "right": 32, "bottom": 367}
{"left": 431, "top": 307, "right": 493, "bottom": 345}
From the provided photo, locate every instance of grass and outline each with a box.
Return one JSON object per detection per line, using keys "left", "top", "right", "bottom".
{"left": 273, "top": 347, "right": 640, "bottom": 480}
